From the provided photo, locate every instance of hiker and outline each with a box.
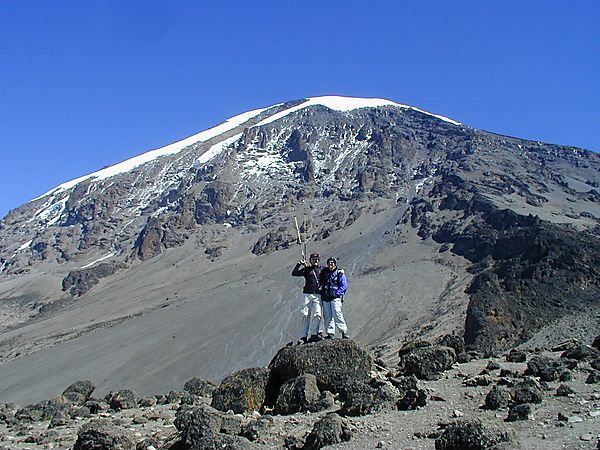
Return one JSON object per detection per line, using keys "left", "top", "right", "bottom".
{"left": 292, "top": 253, "right": 323, "bottom": 343}
{"left": 319, "top": 257, "right": 350, "bottom": 339}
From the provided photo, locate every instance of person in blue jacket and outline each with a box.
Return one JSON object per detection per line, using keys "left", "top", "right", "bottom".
{"left": 319, "top": 257, "right": 350, "bottom": 339}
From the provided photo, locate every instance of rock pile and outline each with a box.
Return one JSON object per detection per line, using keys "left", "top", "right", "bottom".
{"left": 1, "top": 335, "right": 599, "bottom": 449}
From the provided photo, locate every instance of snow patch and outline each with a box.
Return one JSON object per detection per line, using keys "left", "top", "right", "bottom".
{"left": 80, "top": 252, "right": 117, "bottom": 269}
{"left": 196, "top": 133, "right": 242, "bottom": 165}
{"left": 252, "top": 96, "right": 460, "bottom": 128}
{"left": 17, "top": 240, "right": 33, "bottom": 252}
{"left": 32, "top": 106, "right": 271, "bottom": 201}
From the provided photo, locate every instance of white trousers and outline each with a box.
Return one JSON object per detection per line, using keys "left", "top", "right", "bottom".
{"left": 299, "top": 293, "right": 322, "bottom": 339}
{"left": 322, "top": 298, "right": 348, "bottom": 335}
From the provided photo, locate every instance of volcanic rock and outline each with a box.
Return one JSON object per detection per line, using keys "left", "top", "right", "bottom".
{"left": 435, "top": 419, "right": 520, "bottom": 449}
{"left": 268, "top": 339, "right": 373, "bottom": 398}
{"left": 303, "top": 413, "right": 352, "bottom": 450}
{"left": 62, "top": 380, "right": 95, "bottom": 405}
{"left": 485, "top": 385, "right": 512, "bottom": 410}
{"left": 274, "top": 373, "right": 321, "bottom": 415}
{"left": 73, "top": 419, "right": 134, "bottom": 450}
{"left": 211, "top": 367, "right": 270, "bottom": 414}
{"left": 400, "top": 344, "right": 457, "bottom": 380}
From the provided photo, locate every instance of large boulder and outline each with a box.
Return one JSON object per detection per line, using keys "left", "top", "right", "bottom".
{"left": 268, "top": 340, "right": 373, "bottom": 397}
{"left": 512, "top": 378, "right": 543, "bottom": 405}
{"left": 341, "top": 381, "right": 402, "bottom": 416}
{"left": 73, "top": 419, "right": 134, "bottom": 450}
{"left": 435, "top": 419, "right": 520, "bottom": 450}
{"left": 303, "top": 413, "right": 352, "bottom": 450}
{"left": 211, "top": 368, "right": 270, "bottom": 414}
{"left": 183, "top": 377, "right": 216, "bottom": 397}
{"left": 400, "top": 345, "right": 457, "bottom": 380}
{"left": 174, "top": 404, "right": 260, "bottom": 449}
{"left": 274, "top": 373, "right": 321, "bottom": 415}
{"left": 106, "top": 390, "right": 137, "bottom": 411}
{"left": 484, "top": 385, "right": 512, "bottom": 410}
{"left": 62, "top": 380, "right": 95, "bottom": 405}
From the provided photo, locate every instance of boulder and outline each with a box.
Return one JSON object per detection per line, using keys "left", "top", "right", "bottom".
{"left": 174, "top": 404, "right": 223, "bottom": 445}
{"left": 505, "top": 350, "right": 526, "bottom": 363}
{"left": 107, "top": 390, "right": 137, "bottom": 410}
{"left": 435, "top": 419, "right": 519, "bottom": 450}
{"left": 241, "top": 416, "right": 274, "bottom": 442}
{"left": 275, "top": 374, "right": 321, "bottom": 415}
{"left": 48, "top": 409, "right": 71, "bottom": 428}
{"left": 269, "top": 340, "right": 373, "bottom": 398}
{"left": 400, "top": 345, "right": 457, "bottom": 380}
{"left": 303, "top": 413, "right": 352, "bottom": 449}
{"left": 512, "top": 378, "right": 543, "bottom": 405}
{"left": 339, "top": 382, "right": 376, "bottom": 416}
{"left": 15, "top": 396, "right": 71, "bottom": 422}
{"left": 524, "top": 355, "right": 555, "bottom": 377}
{"left": 592, "top": 335, "right": 600, "bottom": 351}
{"left": 397, "top": 388, "right": 427, "bottom": 410}
{"left": 183, "top": 376, "right": 216, "bottom": 397}
{"left": 62, "top": 380, "right": 95, "bottom": 405}
{"left": 585, "top": 370, "right": 600, "bottom": 384}
{"left": 560, "top": 342, "right": 599, "bottom": 361}
{"left": 211, "top": 367, "right": 270, "bottom": 414}
{"left": 485, "top": 385, "right": 512, "bottom": 410}
{"left": 73, "top": 419, "right": 134, "bottom": 450}
{"left": 398, "top": 340, "right": 431, "bottom": 357}
{"left": 556, "top": 384, "right": 575, "bottom": 396}
{"left": 506, "top": 403, "right": 533, "bottom": 422}
{"left": 437, "top": 334, "right": 465, "bottom": 355}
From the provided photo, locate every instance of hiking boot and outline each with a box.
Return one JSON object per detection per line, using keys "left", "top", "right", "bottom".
{"left": 308, "top": 334, "right": 322, "bottom": 343}
{"left": 325, "top": 334, "right": 335, "bottom": 340}
{"left": 342, "top": 332, "right": 350, "bottom": 339}
{"left": 297, "top": 337, "right": 308, "bottom": 345}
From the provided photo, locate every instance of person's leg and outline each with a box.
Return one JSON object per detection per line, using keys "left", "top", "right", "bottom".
{"left": 332, "top": 298, "right": 349, "bottom": 336}
{"left": 309, "top": 294, "right": 322, "bottom": 337}
{"left": 322, "top": 300, "right": 335, "bottom": 336}
{"left": 299, "top": 294, "right": 311, "bottom": 341}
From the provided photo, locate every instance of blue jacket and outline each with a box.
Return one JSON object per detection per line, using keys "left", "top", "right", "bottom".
{"left": 319, "top": 268, "right": 348, "bottom": 301}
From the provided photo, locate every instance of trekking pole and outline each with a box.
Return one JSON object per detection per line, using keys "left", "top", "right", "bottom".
{"left": 294, "top": 216, "right": 305, "bottom": 261}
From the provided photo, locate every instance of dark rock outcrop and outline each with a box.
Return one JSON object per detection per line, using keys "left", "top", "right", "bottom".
{"left": 62, "top": 262, "right": 125, "bottom": 296}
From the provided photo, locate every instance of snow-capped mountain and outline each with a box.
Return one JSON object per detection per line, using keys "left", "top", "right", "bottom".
{"left": 0, "top": 96, "right": 598, "bottom": 404}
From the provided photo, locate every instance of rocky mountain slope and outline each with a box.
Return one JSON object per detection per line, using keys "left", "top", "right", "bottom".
{"left": 0, "top": 96, "right": 598, "bottom": 405}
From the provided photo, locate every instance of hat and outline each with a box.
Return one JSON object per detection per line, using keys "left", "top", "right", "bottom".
{"left": 326, "top": 257, "right": 337, "bottom": 264}
{"left": 309, "top": 253, "right": 319, "bottom": 259}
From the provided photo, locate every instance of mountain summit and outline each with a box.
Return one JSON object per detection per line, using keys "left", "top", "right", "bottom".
{"left": 0, "top": 96, "right": 599, "bottom": 404}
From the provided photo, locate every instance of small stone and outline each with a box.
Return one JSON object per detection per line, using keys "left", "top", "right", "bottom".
{"left": 579, "top": 433, "right": 594, "bottom": 441}
{"left": 452, "top": 410, "right": 464, "bottom": 418}
{"left": 376, "top": 440, "right": 385, "bottom": 448}
{"left": 556, "top": 384, "right": 575, "bottom": 397}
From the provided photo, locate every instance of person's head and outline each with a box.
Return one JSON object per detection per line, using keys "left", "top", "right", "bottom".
{"left": 309, "top": 253, "right": 319, "bottom": 266}
{"left": 326, "top": 257, "right": 337, "bottom": 269}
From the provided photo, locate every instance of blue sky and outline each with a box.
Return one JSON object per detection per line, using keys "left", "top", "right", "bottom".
{"left": 1, "top": 1, "right": 599, "bottom": 218}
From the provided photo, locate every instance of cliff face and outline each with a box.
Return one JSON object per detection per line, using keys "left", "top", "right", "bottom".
{"left": 0, "top": 97, "right": 598, "bottom": 403}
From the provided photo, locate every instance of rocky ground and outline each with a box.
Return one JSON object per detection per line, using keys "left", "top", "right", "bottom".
{"left": 0, "top": 336, "right": 598, "bottom": 450}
